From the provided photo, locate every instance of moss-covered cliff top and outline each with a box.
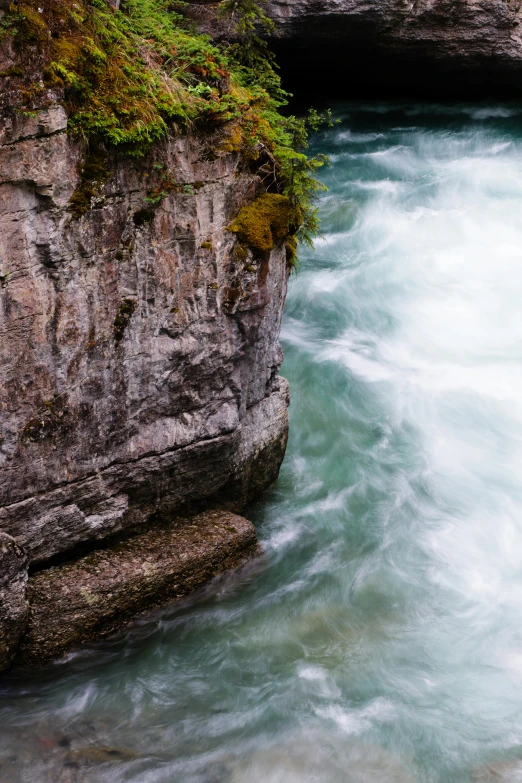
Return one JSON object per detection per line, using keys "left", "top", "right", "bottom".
{"left": 0, "top": 0, "right": 327, "bottom": 257}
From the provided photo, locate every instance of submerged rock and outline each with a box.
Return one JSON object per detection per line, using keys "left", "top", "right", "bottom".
{"left": 66, "top": 745, "right": 141, "bottom": 766}
{"left": 17, "top": 511, "right": 260, "bottom": 666}
{"left": 473, "top": 756, "right": 522, "bottom": 781}
{"left": 230, "top": 731, "right": 419, "bottom": 783}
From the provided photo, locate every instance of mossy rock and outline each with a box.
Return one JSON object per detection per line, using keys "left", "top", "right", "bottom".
{"left": 69, "top": 147, "right": 111, "bottom": 217}
{"left": 113, "top": 298, "right": 136, "bottom": 342}
{"left": 2, "top": 0, "right": 323, "bottom": 256}
{"left": 228, "top": 193, "right": 301, "bottom": 257}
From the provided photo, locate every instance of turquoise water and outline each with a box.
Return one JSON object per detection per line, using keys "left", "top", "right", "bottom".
{"left": 4, "top": 104, "right": 522, "bottom": 781}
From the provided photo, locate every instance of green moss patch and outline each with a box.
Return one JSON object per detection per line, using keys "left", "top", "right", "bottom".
{"left": 69, "top": 146, "right": 111, "bottom": 215}
{"left": 113, "top": 297, "right": 136, "bottom": 341}
{"left": 4, "top": 0, "right": 267, "bottom": 155}
{"left": 2, "top": 0, "right": 331, "bottom": 258}
{"left": 228, "top": 193, "right": 301, "bottom": 259}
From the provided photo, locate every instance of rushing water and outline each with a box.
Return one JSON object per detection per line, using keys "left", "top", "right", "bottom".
{"left": 5, "top": 104, "right": 522, "bottom": 782}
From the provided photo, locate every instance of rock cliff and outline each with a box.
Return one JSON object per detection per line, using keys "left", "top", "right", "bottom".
{"left": 0, "top": 98, "right": 290, "bottom": 665}
{"left": 0, "top": 103, "right": 289, "bottom": 568}
{"left": 267, "top": 0, "right": 522, "bottom": 98}
{"left": 3, "top": 0, "right": 518, "bottom": 670}
{"left": 20, "top": 510, "right": 260, "bottom": 665}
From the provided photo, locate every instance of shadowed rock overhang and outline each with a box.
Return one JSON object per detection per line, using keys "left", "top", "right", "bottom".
{"left": 266, "top": 0, "right": 522, "bottom": 99}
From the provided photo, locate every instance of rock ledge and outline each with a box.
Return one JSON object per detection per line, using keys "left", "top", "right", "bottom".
{"left": 18, "top": 510, "right": 260, "bottom": 666}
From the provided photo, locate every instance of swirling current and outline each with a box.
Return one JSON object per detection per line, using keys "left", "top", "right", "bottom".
{"left": 3, "top": 103, "right": 522, "bottom": 782}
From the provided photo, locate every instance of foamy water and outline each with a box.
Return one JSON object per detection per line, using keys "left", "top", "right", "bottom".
{"left": 3, "top": 104, "right": 522, "bottom": 782}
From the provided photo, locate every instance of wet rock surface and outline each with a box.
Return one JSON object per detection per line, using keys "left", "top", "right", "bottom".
{"left": 473, "top": 757, "right": 522, "bottom": 782}
{"left": 211, "top": 375, "right": 290, "bottom": 511}
{"left": 0, "top": 718, "right": 155, "bottom": 783}
{"left": 17, "top": 510, "right": 260, "bottom": 665}
{"left": 0, "top": 532, "right": 28, "bottom": 670}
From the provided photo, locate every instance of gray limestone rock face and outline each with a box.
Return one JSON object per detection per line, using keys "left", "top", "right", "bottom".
{"left": 266, "top": 0, "right": 522, "bottom": 97}
{"left": 0, "top": 533, "right": 28, "bottom": 670}
{"left": 18, "top": 510, "right": 260, "bottom": 665}
{"left": 213, "top": 375, "right": 290, "bottom": 511}
{"left": 0, "top": 106, "right": 290, "bottom": 567}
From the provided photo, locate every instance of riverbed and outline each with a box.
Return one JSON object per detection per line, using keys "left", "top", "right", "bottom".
{"left": 3, "top": 103, "right": 522, "bottom": 783}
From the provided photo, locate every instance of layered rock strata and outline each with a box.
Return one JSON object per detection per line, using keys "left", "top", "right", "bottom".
{"left": 0, "top": 103, "right": 290, "bottom": 668}
{"left": 19, "top": 511, "right": 259, "bottom": 665}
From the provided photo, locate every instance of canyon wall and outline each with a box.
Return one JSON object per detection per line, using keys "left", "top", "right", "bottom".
{"left": 3, "top": 0, "right": 520, "bottom": 669}
{"left": 0, "top": 101, "right": 290, "bottom": 667}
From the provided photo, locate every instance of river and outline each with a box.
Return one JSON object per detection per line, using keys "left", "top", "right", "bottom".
{"left": 3, "top": 103, "right": 522, "bottom": 782}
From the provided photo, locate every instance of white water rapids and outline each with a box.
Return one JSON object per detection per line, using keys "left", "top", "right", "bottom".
{"left": 3, "top": 103, "right": 522, "bottom": 782}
